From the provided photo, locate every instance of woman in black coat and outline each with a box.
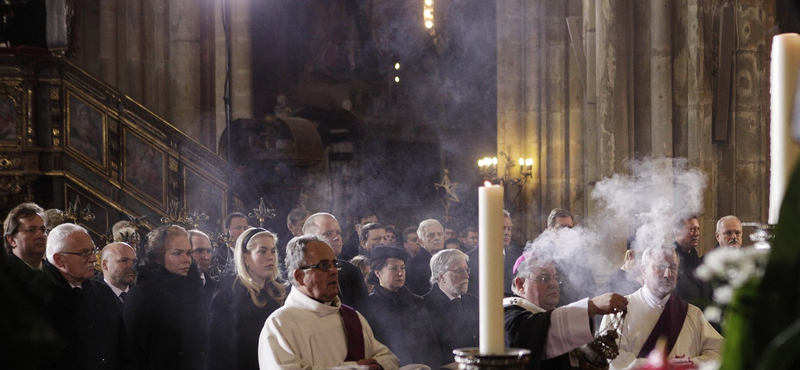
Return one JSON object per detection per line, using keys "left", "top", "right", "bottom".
{"left": 123, "top": 225, "right": 209, "bottom": 370}
{"left": 208, "top": 228, "right": 286, "bottom": 370}
{"left": 363, "top": 246, "right": 440, "bottom": 368}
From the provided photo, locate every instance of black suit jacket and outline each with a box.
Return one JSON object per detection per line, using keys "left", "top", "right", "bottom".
{"left": 38, "top": 260, "right": 134, "bottom": 370}
{"left": 405, "top": 248, "right": 433, "bottom": 295}
{"left": 337, "top": 259, "right": 369, "bottom": 312}
{"left": 423, "top": 284, "right": 479, "bottom": 365}
{"left": 674, "top": 242, "right": 713, "bottom": 309}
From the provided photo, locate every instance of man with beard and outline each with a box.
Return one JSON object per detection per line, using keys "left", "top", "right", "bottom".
{"left": 423, "top": 249, "right": 479, "bottom": 365}
{"left": 714, "top": 215, "right": 743, "bottom": 248}
{"left": 100, "top": 242, "right": 137, "bottom": 308}
{"left": 405, "top": 219, "right": 445, "bottom": 295}
{"left": 258, "top": 235, "right": 398, "bottom": 370}
{"left": 303, "top": 212, "right": 369, "bottom": 312}
{"left": 504, "top": 253, "right": 626, "bottom": 370}
{"left": 673, "top": 215, "right": 713, "bottom": 308}
{"left": 602, "top": 245, "right": 723, "bottom": 369}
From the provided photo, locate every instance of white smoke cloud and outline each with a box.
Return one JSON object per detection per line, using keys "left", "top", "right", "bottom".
{"left": 524, "top": 157, "right": 708, "bottom": 280}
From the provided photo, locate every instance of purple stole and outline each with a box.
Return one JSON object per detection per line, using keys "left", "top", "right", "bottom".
{"left": 339, "top": 304, "right": 366, "bottom": 362}
{"left": 637, "top": 294, "right": 689, "bottom": 358}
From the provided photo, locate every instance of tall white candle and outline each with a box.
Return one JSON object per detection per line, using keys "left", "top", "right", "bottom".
{"left": 478, "top": 183, "right": 504, "bottom": 354}
{"left": 769, "top": 33, "right": 800, "bottom": 224}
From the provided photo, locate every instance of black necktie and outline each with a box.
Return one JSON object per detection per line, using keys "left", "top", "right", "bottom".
{"left": 119, "top": 291, "right": 127, "bottom": 302}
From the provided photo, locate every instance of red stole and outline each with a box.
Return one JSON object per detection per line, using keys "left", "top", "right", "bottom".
{"left": 637, "top": 294, "right": 689, "bottom": 358}
{"left": 339, "top": 304, "right": 366, "bottom": 362}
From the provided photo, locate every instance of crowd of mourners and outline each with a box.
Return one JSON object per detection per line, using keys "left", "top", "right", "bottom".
{"left": 2, "top": 202, "right": 736, "bottom": 370}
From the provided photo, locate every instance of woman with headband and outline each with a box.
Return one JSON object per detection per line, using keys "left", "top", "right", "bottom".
{"left": 209, "top": 228, "right": 286, "bottom": 370}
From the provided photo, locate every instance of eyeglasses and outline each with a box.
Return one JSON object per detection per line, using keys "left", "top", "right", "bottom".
{"left": 447, "top": 267, "right": 471, "bottom": 275}
{"left": 529, "top": 275, "right": 562, "bottom": 285}
{"left": 653, "top": 264, "right": 678, "bottom": 275}
{"left": 60, "top": 247, "right": 100, "bottom": 260}
{"left": 19, "top": 227, "right": 50, "bottom": 235}
{"left": 299, "top": 260, "right": 342, "bottom": 273}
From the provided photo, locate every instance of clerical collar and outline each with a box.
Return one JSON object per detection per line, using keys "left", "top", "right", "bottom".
{"left": 200, "top": 273, "right": 206, "bottom": 285}
{"left": 642, "top": 285, "right": 670, "bottom": 309}
{"left": 70, "top": 282, "right": 83, "bottom": 289}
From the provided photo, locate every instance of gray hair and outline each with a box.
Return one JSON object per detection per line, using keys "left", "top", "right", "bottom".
{"left": 716, "top": 215, "right": 741, "bottom": 233}
{"left": 503, "top": 210, "right": 511, "bottom": 219}
{"left": 46, "top": 223, "right": 89, "bottom": 263}
{"left": 640, "top": 245, "right": 679, "bottom": 269}
{"left": 285, "top": 234, "right": 327, "bottom": 286}
{"left": 303, "top": 212, "right": 337, "bottom": 236}
{"left": 417, "top": 219, "right": 442, "bottom": 240}
{"left": 547, "top": 208, "right": 573, "bottom": 228}
{"left": 429, "top": 249, "right": 469, "bottom": 284}
{"left": 513, "top": 254, "right": 554, "bottom": 280}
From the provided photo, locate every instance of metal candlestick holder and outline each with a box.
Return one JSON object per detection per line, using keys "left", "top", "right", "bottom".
{"left": 453, "top": 348, "right": 530, "bottom": 370}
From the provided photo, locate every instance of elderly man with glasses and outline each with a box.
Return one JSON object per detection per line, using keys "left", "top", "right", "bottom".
{"left": 39, "top": 223, "right": 133, "bottom": 370}
{"left": 504, "top": 253, "right": 627, "bottom": 370}
{"left": 258, "top": 235, "right": 399, "bottom": 370}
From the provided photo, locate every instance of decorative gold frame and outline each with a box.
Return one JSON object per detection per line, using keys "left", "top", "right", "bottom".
{"left": 0, "top": 83, "right": 27, "bottom": 147}
{"left": 65, "top": 90, "right": 108, "bottom": 171}
{"left": 122, "top": 128, "right": 167, "bottom": 207}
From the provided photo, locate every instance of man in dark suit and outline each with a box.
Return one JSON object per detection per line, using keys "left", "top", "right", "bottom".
{"left": 189, "top": 229, "right": 218, "bottom": 306}
{"left": 39, "top": 223, "right": 133, "bottom": 370}
{"left": 673, "top": 215, "right": 713, "bottom": 309}
{"left": 4, "top": 202, "right": 47, "bottom": 272}
{"left": 100, "top": 242, "right": 137, "bottom": 309}
{"left": 214, "top": 212, "right": 251, "bottom": 268}
{"left": 277, "top": 208, "right": 310, "bottom": 270}
{"left": 406, "top": 219, "right": 444, "bottom": 295}
{"left": 303, "top": 212, "right": 369, "bottom": 312}
{"left": 423, "top": 249, "right": 479, "bottom": 366}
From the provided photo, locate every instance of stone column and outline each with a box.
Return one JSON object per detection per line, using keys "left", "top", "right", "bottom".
{"left": 596, "top": 0, "right": 631, "bottom": 177}
{"left": 168, "top": 0, "right": 202, "bottom": 140}
{"left": 143, "top": 0, "right": 167, "bottom": 119}
{"left": 125, "top": 1, "right": 144, "bottom": 102}
{"left": 99, "top": 1, "right": 117, "bottom": 86}
{"left": 230, "top": 0, "right": 253, "bottom": 120}
{"left": 651, "top": 0, "right": 673, "bottom": 157}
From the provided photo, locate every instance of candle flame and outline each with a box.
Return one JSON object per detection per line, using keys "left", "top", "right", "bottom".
{"left": 484, "top": 181, "right": 492, "bottom": 187}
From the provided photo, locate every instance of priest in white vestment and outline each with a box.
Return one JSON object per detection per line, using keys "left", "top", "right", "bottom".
{"left": 602, "top": 245, "right": 723, "bottom": 370}
{"left": 258, "top": 235, "right": 399, "bottom": 370}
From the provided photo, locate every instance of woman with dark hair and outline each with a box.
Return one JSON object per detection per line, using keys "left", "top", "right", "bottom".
{"left": 363, "top": 246, "right": 440, "bottom": 368}
{"left": 209, "top": 228, "right": 286, "bottom": 370}
{"left": 123, "top": 225, "right": 209, "bottom": 370}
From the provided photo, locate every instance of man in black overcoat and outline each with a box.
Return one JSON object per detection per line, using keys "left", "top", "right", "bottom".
{"left": 423, "top": 249, "right": 479, "bottom": 366}
{"left": 37, "top": 223, "right": 134, "bottom": 370}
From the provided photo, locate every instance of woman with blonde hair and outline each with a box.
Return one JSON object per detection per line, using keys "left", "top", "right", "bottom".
{"left": 209, "top": 227, "right": 286, "bottom": 370}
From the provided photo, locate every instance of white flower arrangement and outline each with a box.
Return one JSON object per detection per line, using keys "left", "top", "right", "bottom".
{"left": 696, "top": 246, "right": 769, "bottom": 320}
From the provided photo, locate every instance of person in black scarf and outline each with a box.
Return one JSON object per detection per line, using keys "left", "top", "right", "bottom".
{"left": 363, "top": 246, "right": 440, "bottom": 368}
{"left": 123, "top": 225, "right": 209, "bottom": 370}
